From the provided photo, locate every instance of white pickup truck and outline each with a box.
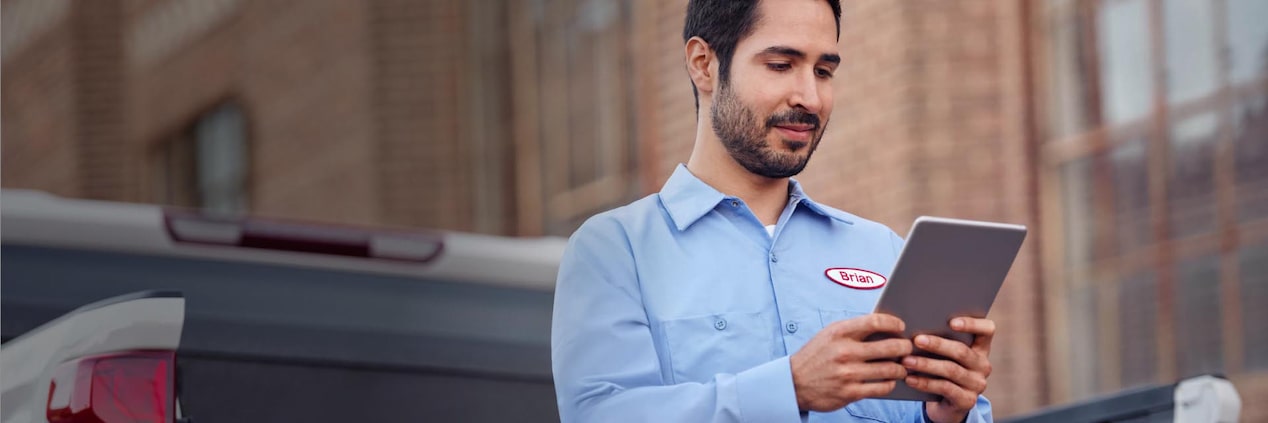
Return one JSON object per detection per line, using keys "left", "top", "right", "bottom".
{"left": 2, "top": 292, "right": 187, "bottom": 422}
{"left": 0, "top": 190, "right": 567, "bottom": 423}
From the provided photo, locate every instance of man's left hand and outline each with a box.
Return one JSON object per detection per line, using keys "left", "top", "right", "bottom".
{"left": 900, "top": 317, "right": 995, "bottom": 423}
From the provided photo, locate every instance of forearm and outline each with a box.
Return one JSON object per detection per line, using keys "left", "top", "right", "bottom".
{"left": 557, "top": 356, "right": 802, "bottom": 423}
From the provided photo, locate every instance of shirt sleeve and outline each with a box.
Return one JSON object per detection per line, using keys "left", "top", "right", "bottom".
{"left": 964, "top": 395, "right": 993, "bottom": 423}
{"left": 551, "top": 215, "right": 803, "bottom": 423}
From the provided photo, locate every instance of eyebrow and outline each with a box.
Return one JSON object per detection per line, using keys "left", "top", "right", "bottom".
{"left": 760, "top": 46, "right": 841, "bottom": 65}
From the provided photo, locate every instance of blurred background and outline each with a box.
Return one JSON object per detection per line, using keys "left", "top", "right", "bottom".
{"left": 2, "top": 0, "right": 1266, "bottom": 420}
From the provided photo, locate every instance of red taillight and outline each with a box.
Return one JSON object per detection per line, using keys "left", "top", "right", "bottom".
{"left": 47, "top": 351, "right": 175, "bottom": 423}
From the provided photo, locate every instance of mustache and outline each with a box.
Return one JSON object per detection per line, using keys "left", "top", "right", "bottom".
{"left": 766, "top": 109, "right": 820, "bottom": 130}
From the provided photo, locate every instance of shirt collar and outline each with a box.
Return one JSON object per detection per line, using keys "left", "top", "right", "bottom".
{"left": 787, "top": 177, "right": 856, "bottom": 226}
{"left": 659, "top": 164, "right": 855, "bottom": 231}
{"left": 659, "top": 164, "right": 726, "bottom": 231}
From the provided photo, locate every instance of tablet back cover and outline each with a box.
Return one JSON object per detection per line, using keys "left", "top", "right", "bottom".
{"left": 872, "top": 216, "right": 1026, "bottom": 402}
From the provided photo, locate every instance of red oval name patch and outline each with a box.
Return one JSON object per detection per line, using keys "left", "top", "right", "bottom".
{"left": 824, "top": 268, "right": 887, "bottom": 290}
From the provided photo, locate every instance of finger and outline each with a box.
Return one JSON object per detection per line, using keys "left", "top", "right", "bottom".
{"left": 914, "top": 334, "right": 988, "bottom": 372}
{"left": 905, "top": 376, "right": 977, "bottom": 410}
{"left": 851, "top": 338, "right": 914, "bottom": 361}
{"left": 901, "top": 356, "right": 986, "bottom": 393}
{"left": 832, "top": 313, "right": 905, "bottom": 340}
{"left": 842, "top": 380, "right": 898, "bottom": 402}
{"left": 951, "top": 317, "right": 996, "bottom": 356}
{"left": 842, "top": 362, "right": 908, "bottom": 382}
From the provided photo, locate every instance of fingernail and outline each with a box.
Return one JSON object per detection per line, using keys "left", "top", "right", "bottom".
{"left": 915, "top": 335, "right": 929, "bottom": 346}
{"left": 906, "top": 376, "right": 918, "bottom": 386}
{"left": 952, "top": 319, "right": 964, "bottom": 329}
{"left": 903, "top": 356, "right": 918, "bottom": 367}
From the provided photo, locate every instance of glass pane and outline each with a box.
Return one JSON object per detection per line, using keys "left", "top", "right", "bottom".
{"left": 1098, "top": 0, "right": 1154, "bottom": 125}
{"left": 1062, "top": 157, "right": 1098, "bottom": 268}
{"left": 1225, "top": 0, "right": 1268, "bottom": 84}
{"left": 1241, "top": 241, "right": 1268, "bottom": 370}
{"left": 567, "top": 24, "right": 600, "bottom": 187}
{"left": 1163, "top": 0, "right": 1219, "bottom": 105}
{"left": 562, "top": 0, "right": 628, "bottom": 190}
{"left": 1168, "top": 113, "right": 1218, "bottom": 238}
{"left": 1067, "top": 274, "right": 1105, "bottom": 399}
{"left": 194, "top": 103, "right": 249, "bottom": 215}
{"left": 1174, "top": 254, "right": 1224, "bottom": 378}
{"left": 1118, "top": 271, "right": 1157, "bottom": 387}
{"left": 1234, "top": 95, "right": 1268, "bottom": 222}
{"left": 1112, "top": 138, "right": 1152, "bottom": 253}
{"left": 153, "top": 133, "right": 198, "bottom": 208}
{"left": 1046, "top": 0, "right": 1093, "bottom": 139}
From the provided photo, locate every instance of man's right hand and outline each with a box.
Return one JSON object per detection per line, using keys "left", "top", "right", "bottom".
{"left": 789, "top": 313, "right": 912, "bottom": 412}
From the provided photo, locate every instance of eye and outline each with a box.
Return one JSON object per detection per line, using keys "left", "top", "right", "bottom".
{"left": 766, "top": 63, "right": 792, "bottom": 72}
{"left": 815, "top": 68, "right": 835, "bottom": 79}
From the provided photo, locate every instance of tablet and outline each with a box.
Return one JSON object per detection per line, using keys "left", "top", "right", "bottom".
{"left": 868, "top": 216, "right": 1027, "bottom": 402}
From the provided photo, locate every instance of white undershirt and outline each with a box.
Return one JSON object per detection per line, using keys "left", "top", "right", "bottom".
{"left": 765, "top": 224, "right": 776, "bottom": 237}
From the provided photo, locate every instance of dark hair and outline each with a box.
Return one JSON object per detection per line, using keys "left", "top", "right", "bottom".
{"left": 682, "top": 0, "right": 842, "bottom": 109}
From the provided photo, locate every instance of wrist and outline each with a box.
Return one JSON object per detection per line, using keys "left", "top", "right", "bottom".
{"left": 923, "top": 402, "right": 968, "bottom": 423}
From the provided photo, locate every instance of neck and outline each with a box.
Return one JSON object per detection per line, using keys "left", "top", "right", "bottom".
{"left": 686, "top": 115, "right": 790, "bottom": 226}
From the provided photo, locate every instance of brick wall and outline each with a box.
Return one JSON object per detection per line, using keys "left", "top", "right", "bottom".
{"left": 2, "top": 0, "right": 79, "bottom": 197}
{"left": 4, "top": 0, "right": 513, "bottom": 232}
{"left": 371, "top": 0, "right": 470, "bottom": 230}
{"left": 128, "top": 0, "right": 381, "bottom": 225}
{"left": 72, "top": 0, "right": 135, "bottom": 202}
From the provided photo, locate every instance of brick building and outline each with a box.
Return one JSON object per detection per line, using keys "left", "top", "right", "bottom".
{"left": 3, "top": 0, "right": 1265, "bottom": 418}
{"left": 3, "top": 0, "right": 519, "bottom": 232}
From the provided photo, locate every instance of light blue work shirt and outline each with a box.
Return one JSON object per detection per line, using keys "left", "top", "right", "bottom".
{"left": 552, "top": 164, "right": 992, "bottom": 422}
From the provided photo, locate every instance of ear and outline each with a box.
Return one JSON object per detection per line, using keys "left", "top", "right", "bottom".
{"left": 685, "top": 36, "right": 717, "bottom": 97}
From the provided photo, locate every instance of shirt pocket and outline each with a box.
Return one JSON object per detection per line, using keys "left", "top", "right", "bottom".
{"left": 818, "top": 308, "right": 870, "bottom": 328}
{"left": 828, "top": 400, "right": 906, "bottom": 422}
{"left": 660, "top": 310, "right": 779, "bottom": 384}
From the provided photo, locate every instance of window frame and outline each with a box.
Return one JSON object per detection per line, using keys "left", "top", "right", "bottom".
{"left": 1033, "top": 0, "right": 1268, "bottom": 404}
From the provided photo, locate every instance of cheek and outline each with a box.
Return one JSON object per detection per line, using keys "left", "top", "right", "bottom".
{"left": 729, "top": 69, "right": 786, "bottom": 114}
{"left": 819, "top": 83, "right": 835, "bottom": 113}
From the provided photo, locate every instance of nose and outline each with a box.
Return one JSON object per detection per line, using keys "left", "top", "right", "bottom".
{"left": 789, "top": 71, "right": 824, "bottom": 115}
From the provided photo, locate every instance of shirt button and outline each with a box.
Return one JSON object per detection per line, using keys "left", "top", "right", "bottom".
{"left": 714, "top": 318, "right": 727, "bottom": 331}
{"left": 730, "top": 200, "right": 739, "bottom": 207}
{"left": 769, "top": 253, "right": 778, "bottom": 263}
{"left": 786, "top": 321, "right": 799, "bottom": 333}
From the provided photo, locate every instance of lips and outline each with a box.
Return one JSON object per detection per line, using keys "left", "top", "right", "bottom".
{"left": 774, "top": 124, "right": 815, "bottom": 141}
{"left": 775, "top": 123, "right": 816, "bottom": 132}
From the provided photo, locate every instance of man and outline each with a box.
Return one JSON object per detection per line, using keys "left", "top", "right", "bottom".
{"left": 551, "top": 0, "right": 995, "bottom": 421}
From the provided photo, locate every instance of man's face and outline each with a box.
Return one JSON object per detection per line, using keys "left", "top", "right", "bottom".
{"left": 710, "top": 0, "right": 839, "bottom": 179}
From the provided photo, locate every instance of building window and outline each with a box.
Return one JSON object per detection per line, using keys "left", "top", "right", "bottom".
{"left": 509, "top": 0, "right": 639, "bottom": 236}
{"left": 1234, "top": 96, "right": 1268, "bottom": 223}
{"left": 1174, "top": 254, "right": 1223, "bottom": 378}
{"left": 1242, "top": 241, "right": 1268, "bottom": 370}
{"left": 1096, "top": 0, "right": 1152, "bottom": 126}
{"left": 1110, "top": 138, "right": 1150, "bottom": 252}
{"left": 1118, "top": 271, "right": 1158, "bottom": 386}
{"left": 1038, "top": 0, "right": 1268, "bottom": 403}
{"left": 152, "top": 102, "right": 249, "bottom": 214}
{"left": 1168, "top": 113, "right": 1219, "bottom": 238}
{"left": 1226, "top": 0, "right": 1268, "bottom": 85}
{"left": 1162, "top": 0, "right": 1219, "bottom": 106}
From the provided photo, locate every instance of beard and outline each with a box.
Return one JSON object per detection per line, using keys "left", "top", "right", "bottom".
{"left": 710, "top": 83, "right": 825, "bottom": 179}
